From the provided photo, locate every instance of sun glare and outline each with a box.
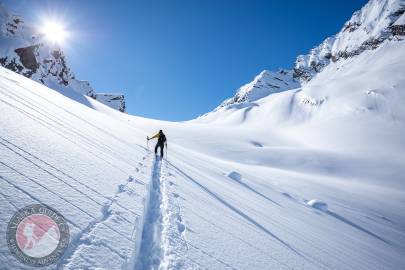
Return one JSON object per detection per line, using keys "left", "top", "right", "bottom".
{"left": 40, "top": 21, "right": 68, "bottom": 44}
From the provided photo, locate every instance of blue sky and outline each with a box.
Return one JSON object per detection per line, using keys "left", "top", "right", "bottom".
{"left": 5, "top": 0, "right": 368, "bottom": 121}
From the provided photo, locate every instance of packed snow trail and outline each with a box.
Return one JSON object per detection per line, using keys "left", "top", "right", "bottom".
{"left": 133, "top": 155, "right": 194, "bottom": 270}
{"left": 135, "top": 157, "right": 164, "bottom": 270}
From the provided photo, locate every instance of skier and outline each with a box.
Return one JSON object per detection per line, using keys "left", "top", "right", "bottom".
{"left": 147, "top": 130, "right": 167, "bottom": 158}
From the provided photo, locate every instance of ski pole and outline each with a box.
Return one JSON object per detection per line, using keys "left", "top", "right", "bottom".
{"left": 146, "top": 136, "right": 149, "bottom": 150}
{"left": 165, "top": 143, "right": 168, "bottom": 159}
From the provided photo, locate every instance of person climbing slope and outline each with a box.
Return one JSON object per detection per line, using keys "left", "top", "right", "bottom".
{"left": 147, "top": 130, "right": 167, "bottom": 158}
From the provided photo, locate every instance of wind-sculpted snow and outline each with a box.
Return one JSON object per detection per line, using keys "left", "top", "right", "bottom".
{"left": 226, "top": 171, "right": 242, "bottom": 182}
{"left": 307, "top": 199, "right": 328, "bottom": 212}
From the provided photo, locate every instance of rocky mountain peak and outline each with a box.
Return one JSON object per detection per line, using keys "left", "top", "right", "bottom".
{"left": 0, "top": 3, "right": 126, "bottom": 112}
{"left": 294, "top": 0, "right": 405, "bottom": 83}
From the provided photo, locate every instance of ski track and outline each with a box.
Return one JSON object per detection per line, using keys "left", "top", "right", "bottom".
{"left": 134, "top": 157, "right": 165, "bottom": 270}
{"left": 132, "top": 156, "right": 191, "bottom": 270}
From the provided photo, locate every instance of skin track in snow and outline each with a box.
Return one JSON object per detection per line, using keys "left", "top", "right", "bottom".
{"left": 133, "top": 156, "right": 193, "bottom": 270}
{"left": 135, "top": 157, "right": 165, "bottom": 270}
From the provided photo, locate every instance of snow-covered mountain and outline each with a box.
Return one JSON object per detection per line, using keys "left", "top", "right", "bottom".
{"left": 0, "top": 3, "right": 126, "bottom": 112}
{"left": 294, "top": 0, "right": 405, "bottom": 83}
{"left": 205, "top": 0, "right": 405, "bottom": 116}
{"left": 215, "top": 69, "right": 299, "bottom": 109}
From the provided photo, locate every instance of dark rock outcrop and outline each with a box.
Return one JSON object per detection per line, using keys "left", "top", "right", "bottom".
{"left": 14, "top": 45, "right": 39, "bottom": 71}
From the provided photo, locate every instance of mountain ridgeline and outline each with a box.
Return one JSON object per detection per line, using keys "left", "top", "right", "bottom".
{"left": 213, "top": 0, "right": 405, "bottom": 111}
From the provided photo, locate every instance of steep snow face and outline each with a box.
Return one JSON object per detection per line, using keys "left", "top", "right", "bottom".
{"left": 0, "top": 3, "right": 126, "bottom": 112}
{"left": 332, "top": 0, "right": 405, "bottom": 54}
{"left": 214, "top": 69, "right": 299, "bottom": 110}
{"left": 294, "top": 0, "right": 405, "bottom": 83}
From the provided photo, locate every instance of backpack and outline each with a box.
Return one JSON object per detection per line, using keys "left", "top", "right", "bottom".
{"left": 159, "top": 133, "right": 167, "bottom": 144}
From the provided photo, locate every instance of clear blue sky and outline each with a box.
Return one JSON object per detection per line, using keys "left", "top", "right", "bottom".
{"left": 5, "top": 0, "right": 368, "bottom": 121}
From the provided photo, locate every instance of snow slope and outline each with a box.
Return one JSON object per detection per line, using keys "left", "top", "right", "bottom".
{"left": 1, "top": 36, "right": 405, "bottom": 269}
{"left": 0, "top": 66, "right": 150, "bottom": 269}
{"left": 105, "top": 37, "right": 405, "bottom": 268}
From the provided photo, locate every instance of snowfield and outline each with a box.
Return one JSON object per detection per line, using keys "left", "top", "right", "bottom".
{"left": 1, "top": 0, "right": 405, "bottom": 268}
{"left": 1, "top": 39, "right": 405, "bottom": 270}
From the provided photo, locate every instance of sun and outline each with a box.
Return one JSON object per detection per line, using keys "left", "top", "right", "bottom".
{"left": 40, "top": 21, "right": 68, "bottom": 44}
